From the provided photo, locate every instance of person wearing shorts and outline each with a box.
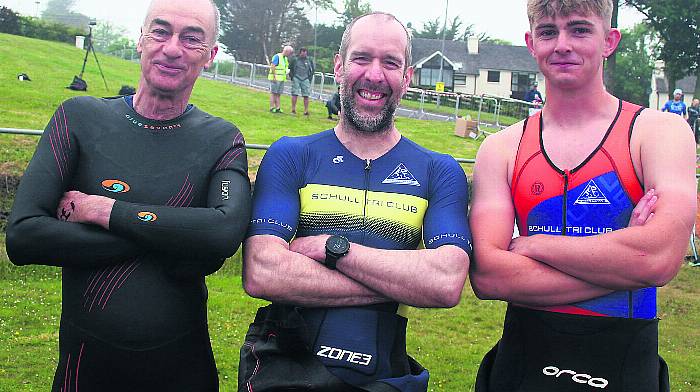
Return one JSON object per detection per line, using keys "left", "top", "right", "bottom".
{"left": 290, "top": 47, "right": 314, "bottom": 115}
{"left": 269, "top": 45, "right": 293, "bottom": 113}
{"left": 468, "top": 1, "right": 696, "bottom": 391}
{"left": 6, "top": 1, "right": 251, "bottom": 390}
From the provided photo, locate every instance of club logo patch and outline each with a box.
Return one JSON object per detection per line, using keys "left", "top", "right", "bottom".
{"left": 574, "top": 180, "right": 611, "bottom": 205}
{"left": 137, "top": 211, "right": 157, "bottom": 222}
{"left": 332, "top": 155, "right": 344, "bottom": 164}
{"left": 101, "top": 179, "right": 130, "bottom": 193}
{"left": 382, "top": 163, "right": 420, "bottom": 186}
{"left": 531, "top": 181, "right": 544, "bottom": 195}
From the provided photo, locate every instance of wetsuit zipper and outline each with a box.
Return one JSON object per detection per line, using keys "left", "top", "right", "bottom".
{"left": 363, "top": 159, "right": 371, "bottom": 244}
{"left": 562, "top": 170, "right": 569, "bottom": 236}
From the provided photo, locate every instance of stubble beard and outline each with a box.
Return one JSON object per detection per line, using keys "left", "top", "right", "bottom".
{"left": 340, "top": 81, "right": 398, "bottom": 134}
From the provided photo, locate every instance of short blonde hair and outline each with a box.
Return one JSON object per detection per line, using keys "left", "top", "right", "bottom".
{"left": 527, "top": 0, "right": 613, "bottom": 29}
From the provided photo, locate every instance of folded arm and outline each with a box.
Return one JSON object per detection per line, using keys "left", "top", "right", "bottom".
{"left": 510, "top": 112, "right": 696, "bottom": 290}
{"left": 469, "top": 130, "right": 616, "bottom": 306}
{"left": 242, "top": 235, "right": 391, "bottom": 307}
{"left": 6, "top": 106, "right": 140, "bottom": 267}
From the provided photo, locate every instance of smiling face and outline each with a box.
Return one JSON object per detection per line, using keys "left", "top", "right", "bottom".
{"left": 137, "top": 0, "right": 218, "bottom": 96}
{"left": 525, "top": 11, "right": 619, "bottom": 91}
{"left": 334, "top": 14, "right": 413, "bottom": 134}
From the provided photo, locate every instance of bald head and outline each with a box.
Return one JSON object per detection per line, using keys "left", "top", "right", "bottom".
{"left": 339, "top": 12, "right": 412, "bottom": 70}
{"left": 143, "top": 0, "right": 220, "bottom": 45}
{"left": 282, "top": 45, "right": 294, "bottom": 56}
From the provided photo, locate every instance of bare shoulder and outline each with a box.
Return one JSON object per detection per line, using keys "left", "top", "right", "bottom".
{"left": 477, "top": 120, "right": 525, "bottom": 160}
{"left": 633, "top": 109, "right": 692, "bottom": 141}
{"left": 475, "top": 120, "right": 526, "bottom": 182}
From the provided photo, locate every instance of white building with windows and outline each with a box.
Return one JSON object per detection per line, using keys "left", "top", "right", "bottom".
{"left": 649, "top": 60, "right": 696, "bottom": 110}
{"left": 410, "top": 37, "right": 545, "bottom": 101}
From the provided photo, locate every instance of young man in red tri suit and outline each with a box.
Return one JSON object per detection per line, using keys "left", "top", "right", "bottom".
{"left": 468, "top": 1, "right": 696, "bottom": 391}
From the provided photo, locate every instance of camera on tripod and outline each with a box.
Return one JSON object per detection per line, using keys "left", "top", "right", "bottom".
{"left": 68, "top": 19, "right": 108, "bottom": 91}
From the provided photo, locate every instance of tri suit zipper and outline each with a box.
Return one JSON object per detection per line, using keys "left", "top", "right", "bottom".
{"left": 363, "top": 159, "right": 371, "bottom": 244}
{"left": 562, "top": 170, "right": 570, "bottom": 236}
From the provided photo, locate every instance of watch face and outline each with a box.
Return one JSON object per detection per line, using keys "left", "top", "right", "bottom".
{"left": 327, "top": 235, "right": 350, "bottom": 255}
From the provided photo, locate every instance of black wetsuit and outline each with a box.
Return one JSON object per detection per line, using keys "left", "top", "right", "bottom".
{"left": 6, "top": 95, "right": 251, "bottom": 391}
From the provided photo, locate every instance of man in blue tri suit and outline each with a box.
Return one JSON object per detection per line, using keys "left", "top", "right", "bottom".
{"left": 661, "top": 89, "right": 687, "bottom": 118}
{"left": 238, "top": 12, "right": 472, "bottom": 392}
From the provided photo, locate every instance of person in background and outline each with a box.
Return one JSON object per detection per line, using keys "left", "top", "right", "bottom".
{"left": 269, "top": 45, "right": 293, "bottom": 113}
{"left": 289, "top": 47, "right": 315, "bottom": 116}
{"left": 662, "top": 88, "right": 687, "bottom": 118}
{"left": 687, "top": 98, "right": 699, "bottom": 143}
{"left": 325, "top": 85, "right": 341, "bottom": 120}
{"left": 524, "top": 81, "right": 543, "bottom": 103}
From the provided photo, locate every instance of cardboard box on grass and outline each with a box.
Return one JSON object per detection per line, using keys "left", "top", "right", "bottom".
{"left": 455, "top": 115, "right": 478, "bottom": 139}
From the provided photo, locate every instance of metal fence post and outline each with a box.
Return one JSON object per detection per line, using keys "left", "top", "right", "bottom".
{"left": 318, "top": 73, "right": 324, "bottom": 100}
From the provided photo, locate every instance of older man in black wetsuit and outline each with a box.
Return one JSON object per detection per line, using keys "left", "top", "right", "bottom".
{"left": 6, "top": 0, "right": 250, "bottom": 391}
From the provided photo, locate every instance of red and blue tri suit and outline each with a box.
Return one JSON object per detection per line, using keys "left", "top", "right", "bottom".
{"left": 512, "top": 99, "right": 653, "bottom": 319}
{"left": 475, "top": 100, "right": 670, "bottom": 392}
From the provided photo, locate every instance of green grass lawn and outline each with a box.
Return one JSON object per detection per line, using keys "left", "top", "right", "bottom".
{"left": 1, "top": 248, "right": 699, "bottom": 391}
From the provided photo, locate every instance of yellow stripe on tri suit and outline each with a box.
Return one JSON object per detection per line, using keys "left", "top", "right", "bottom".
{"left": 299, "top": 184, "right": 428, "bottom": 243}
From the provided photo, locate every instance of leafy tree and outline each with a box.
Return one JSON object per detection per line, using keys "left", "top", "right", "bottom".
{"left": 314, "top": 23, "right": 344, "bottom": 50}
{"left": 337, "top": 0, "right": 371, "bottom": 26}
{"left": 91, "top": 21, "right": 131, "bottom": 53}
{"left": 410, "top": 16, "right": 482, "bottom": 41}
{"left": 610, "top": 23, "right": 656, "bottom": 106}
{"left": 0, "top": 6, "right": 21, "bottom": 35}
{"left": 625, "top": 0, "right": 700, "bottom": 97}
{"left": 42, "top": 0, "right": 91, "bottom": 30}
{"left": 482, "top": 38, "right": 513, "bottom": 46}
{"left": 216, "top": 0, "right": 333, "bottom": 64}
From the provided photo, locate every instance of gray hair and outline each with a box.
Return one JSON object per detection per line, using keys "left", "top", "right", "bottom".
{"left": 339, "top": 12, "right": 412, "bottom": 70}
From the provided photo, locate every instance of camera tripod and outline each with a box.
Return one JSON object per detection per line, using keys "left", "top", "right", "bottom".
{"left": 69, "top": 23, "right": 109, "bottom": 91}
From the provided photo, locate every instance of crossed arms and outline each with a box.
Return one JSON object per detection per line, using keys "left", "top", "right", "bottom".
{"left": 469, "top": 110, "right": 696, "bottom": 307}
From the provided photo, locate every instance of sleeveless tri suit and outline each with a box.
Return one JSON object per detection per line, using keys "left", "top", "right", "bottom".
{"left": 475, "top": 100, "right": 670, "bottom": 392}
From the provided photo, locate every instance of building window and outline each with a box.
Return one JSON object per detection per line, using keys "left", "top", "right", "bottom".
{"left": 510, "top": 72, "right": 537, "bottom": 101}
{"left": 419, "top": 67, "right": 454, "bottom": 89}
{"left": 511, "top": 72, "right": 536, "bottom": 93}
{"left": 454, "top": 74, "right": 467, "bottom": 85}
{"left": 487, "top": 70, "right": 500, "bottom": 83}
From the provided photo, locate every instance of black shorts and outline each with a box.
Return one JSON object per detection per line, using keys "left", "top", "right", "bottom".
{"left": 475, "top": 305, "right": 669, "bottom": 392}
{"left": 238, "top": 304, "right": 428, "bottom": 392}
{"left": 52, "top": 320, "right": 218, "bottom": 392}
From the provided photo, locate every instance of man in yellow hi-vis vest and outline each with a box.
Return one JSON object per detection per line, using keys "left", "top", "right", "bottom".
{"left": 269, "top": 45, "right": 293, "bottom": 113}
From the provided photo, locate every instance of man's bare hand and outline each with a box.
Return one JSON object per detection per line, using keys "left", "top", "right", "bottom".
{"left": 628, "top": 189, "right": 657, "bottom": 227}
{"left": 289, "top": 234, "right": 331, "bottom": 261}
{"left": 57, "top": 190, "right": 115, "bottom": 230}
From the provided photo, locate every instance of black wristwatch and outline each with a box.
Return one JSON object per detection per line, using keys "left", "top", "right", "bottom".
{"left": 323, "top": 235, "right": 350, "bottom": 270}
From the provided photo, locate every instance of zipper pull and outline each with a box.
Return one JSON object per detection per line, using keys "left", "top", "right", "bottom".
{"left": 563, "top": 169, "right": 570, "bottom": 183}
{"left": 365, "top": 159, "right": 371, "bottom": 170}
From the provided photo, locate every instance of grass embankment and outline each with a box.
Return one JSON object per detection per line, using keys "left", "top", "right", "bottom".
{"left": 0, "top": 33, "right": 480, "bottom": 178}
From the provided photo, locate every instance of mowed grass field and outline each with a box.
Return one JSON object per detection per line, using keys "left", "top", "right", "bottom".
{"left": 1, "top": 33, "right": 699, "bottom": 391}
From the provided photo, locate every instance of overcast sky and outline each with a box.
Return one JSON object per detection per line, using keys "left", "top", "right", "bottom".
{"left": 2, "top": 0, "right": 644, "bottom": 46}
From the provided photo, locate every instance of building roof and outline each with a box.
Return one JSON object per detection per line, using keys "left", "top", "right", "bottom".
{"left": 411, "top": 37, "right": 540, "bottom": 75}
{"left": 655, "top": 75, "right": 697, "bottom": 94}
